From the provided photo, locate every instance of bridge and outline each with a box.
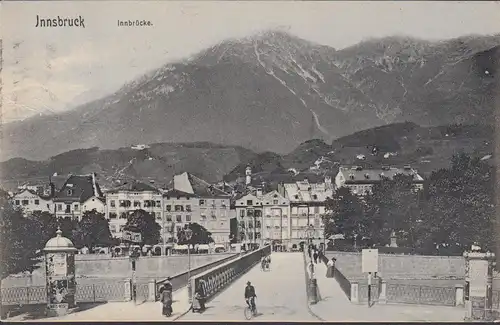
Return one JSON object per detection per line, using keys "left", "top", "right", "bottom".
{"left": 5, "top": 247, "right": 467, "bottom": 322}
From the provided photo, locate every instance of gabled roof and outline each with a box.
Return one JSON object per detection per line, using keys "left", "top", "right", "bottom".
{"left": 13, "top": 188, "right": 52, "bottom": 200}
{"left": 235, "top": 193, "right": 260, "bottom": 204}
{"left": 106, "top": 180, "right": 159, "bottom": 194}
{"left": 262, "top": 190, "right": 288, "bottom": 203}
{"left": 337, "top": 166, "right": 424, "bottom": 184}
{"left": 163, "top": 188, "right": 198, "bottom": 199}
{"left": 53, "top": 174, "right": 103, "bottom": 203}
{"left": 173, "top": 172, "right": 230, "bottom": 198}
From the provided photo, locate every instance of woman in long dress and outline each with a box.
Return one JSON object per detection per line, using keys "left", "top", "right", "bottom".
{"left": 326, "top": 258, "right": 335, "bottom": 278}
{"left": 161, "top": 278, "right": 173, "bottom": 316}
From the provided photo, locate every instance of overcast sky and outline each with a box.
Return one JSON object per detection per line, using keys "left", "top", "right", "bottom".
{"left": 2, "top": 1, "right": 500, "bottom": 122}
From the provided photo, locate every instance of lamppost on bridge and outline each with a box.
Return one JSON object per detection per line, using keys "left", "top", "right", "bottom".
{"left": 184, "top": 226, "right": 194, "bottom": 303}
{"left": 129, "top": 248, "right": 140, "bottom": 304}
{"left": 305, "top": 224, "right": 319, "bottom": 304}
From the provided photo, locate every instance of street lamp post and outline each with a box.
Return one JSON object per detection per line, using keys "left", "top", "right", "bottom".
{"left": 305, "top": 224, "right": 318, "bottom": 304}
{"left": 129, "top": 249, "right": 140, "bottom": 304}
{"left": 306, "top": 225, "right": 315, "bottom": 275}
{"left": 184, "top": 226, "right": 193, "bottom": 302}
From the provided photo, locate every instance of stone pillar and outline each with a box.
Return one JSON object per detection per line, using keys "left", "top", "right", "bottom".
{"left": 43, "top": 228, "right": 77, "bottom": 317}
{"left": 148, "top": 280, "right": 156, "bottom": 301}
{"left": 463, "top": 251, "right": 495, "bottom": 321}
{"left": 455, "top": 284, "right": 464, "bottom": 307}
{"left": 351, "top": 282, "right": 359, "bottom": 304}
{"left": 379, "top": 281, "right": 387, "bottom": 304}
{"left": 124, "top": 279, "right": 131, "bottom": 301}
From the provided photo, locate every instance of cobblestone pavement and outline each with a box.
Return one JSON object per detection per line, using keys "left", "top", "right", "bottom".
{"left": 179, "top": 252, "right": 318, "bottom": 321}
{"left": 312, "top": 260, "right": 466, "bottom": 322}
{"left": 11, "top": 287, "right": 191, "bottom": 321}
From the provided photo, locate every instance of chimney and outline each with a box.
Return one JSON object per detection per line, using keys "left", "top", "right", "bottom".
{"left": 256, "top": 188, "right": 263, "bottom": 197}
{"left": 261, "top": 182, "right": 266, "bottom": 193}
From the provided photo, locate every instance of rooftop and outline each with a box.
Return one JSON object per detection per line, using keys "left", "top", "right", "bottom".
{"left": 173, "top": 172, "right": 230, "bottom": 198}
{"left": 53, "top": 173, "right": 103, "bottom": 203}
{"left": 106, "top": 180, "right": 159, "bottom": 193}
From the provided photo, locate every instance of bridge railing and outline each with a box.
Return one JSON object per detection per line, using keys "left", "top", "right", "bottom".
{"left": 188, "top": 246, "right": 271, "bottom": 304}
{"left": 155, "top": 253, "right": 239, "bottom": 301}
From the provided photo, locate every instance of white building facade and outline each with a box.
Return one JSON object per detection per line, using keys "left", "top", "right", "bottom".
{"left": 11, "top": 189, "right": 53, "bottom": 216}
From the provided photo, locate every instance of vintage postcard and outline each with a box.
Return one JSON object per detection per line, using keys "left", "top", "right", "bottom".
{"left": 1, "top": 0, "right": 500, "bottom": 322}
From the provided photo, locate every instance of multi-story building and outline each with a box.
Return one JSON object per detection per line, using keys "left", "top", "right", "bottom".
{"left": 234, "top": 193, "right": 263, "bottom": 245}
{"left": 105, "top": 181, "right": 162, "bottom": 238}
{"left": 162, "top": 189, "right": 197, "bottom": 244}
{"left": 261, "top": 190, "right": 290, "bottom": 247}
{"left": 172, "top": 172, "right": 231, "bottom": 245}
{"left": 11, "top": 189, "right": 54, "bottom": 216}
{"left": 278, "top": 177, "right": 334, "bottom": 249}
{"left": 335, "top": 165, "right": 424, "bottom": 196}
{"left": 53, "top": 173, "right": 104, "bottom": 220}
{"left": 234, "top": 189, "right": 291, "bottom": 248}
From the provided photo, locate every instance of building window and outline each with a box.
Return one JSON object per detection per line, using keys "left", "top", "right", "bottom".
{"left": 201, "top": 215, "right": 207, "bottom": 221}
{"left": 156, "top": 213, "right": 162, "bottom": 221}
{"left": 133, "top": 201, "right": 141, "bottom": 207}
{"left": 211, "top": 215, "right": 217, "bottom": 220}
{"left": 273, "top": 200, "right": 278, "bottom": 205}
{"left": 247, "top": 209, "right": 254, "bottom": 217}
{"left": 186, "top": 205, "right": 191, "bottom": 212}
{"left": 186, "top": 215, "right": 191, "bottom": 222}
{"left": 58, "top": 204, "right": 62, "bottom": 211}
{"left": 175, "top": 205, "right": 183, "bottom": 212}
{"left": 176, "top": 215, "right": 182, "bottom": 222}
{"left": 67, "top": 189, "right": 73, "bottom": 196}
{"left": 166, "top": 205, "right": 172, "bottom": 211}
{"left": 200, "top": 199, "right": 205, "bottom": 206}
{"left": 74, "top": 204, "right": 79, "bottom": 211}
{"left": 119, "top": 200, "right": 131, "bottom": 208}
{"left": 156, "top": 200, "right": 161, "bottom": 207}
{"left": 240, "top": 210, "right": 245, "bottom": 217}
{"left": 65, "top": 205, "right": 71, "bottom": 213}
{"left": 166, "top": 215, "right": 172, "bottom": 222}
{"left": 109, "top": 213, "right": 117, "bottom": 219}
{"left": 35, "top": 199, "right": 40, "bottom": 205}
{"left": 15, "top": 200, "right": 20, "bottom": 205}
{"left": 119, "top": 225, "right": 125, "bottom": 232}
{"left": 120, "top": 212, "right": 128, "bottom": 219}
{"left": 314, "top": 206, "right": 319, "bottom": 214}
{"left": 110, "top": 200, "right": 116, "bottom": 208}
{"left": 22, "top": 200, "right": 29, "bottom": 205}
{"left": 247, "top": 200, "right": 253, "bottom": 206}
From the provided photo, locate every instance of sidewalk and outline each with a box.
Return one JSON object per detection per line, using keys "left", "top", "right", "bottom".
{"left": 11, "top": 287, "right": 191, "bottom": 321}
{"left": 311, "top": 261, "right": 465, "bottom": 322}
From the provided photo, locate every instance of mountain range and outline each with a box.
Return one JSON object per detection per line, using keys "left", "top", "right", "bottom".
{"left": 0, "top": 122, "right": 493, "bottom": 192}
{"left": 1, "top": 30, "right": 499, "bottom": 161}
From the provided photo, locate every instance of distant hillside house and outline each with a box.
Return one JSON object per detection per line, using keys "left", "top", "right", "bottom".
{"left": 335, "top": 165, "right": 424, "bottom": 196}
{"left": 173, "top": 172, "right": 231, "bottom": 245}
{"left": 105, "top": 181, "right": 162, "bottom": 239}
{"left": 277, "top": 176, "right": 333, "bottom": 249}
{"left": 53, "top": 173, "right": 104, "bottom": 220}
{"left": 11, "top": 189, "right": 53, "bottom": 216}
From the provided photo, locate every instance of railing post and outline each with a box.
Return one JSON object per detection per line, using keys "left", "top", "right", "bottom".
{"left": 455, "top": 284, "right": 464, "bottom": 307}
{"left": 148, "top": 280, "right": 156, "bottom": 302}
{"left": 93, "top": 284, "right": 96, "bottom": 303}
{"left": 26, "top": 287, "right": 30, "bottom": 305}
{"left": 379, "top": 280, "right": 387, "bottom": 304}
{"left": 351, "top": 282, "right": 359, "bottom": 304}
{"left": 124, "top": 278, "right": 131, "bottom": 302}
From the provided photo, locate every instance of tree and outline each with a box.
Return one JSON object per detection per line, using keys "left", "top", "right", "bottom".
{"left": 73, "top": 210, "right": 113, "bottom": 250}
{"left": 324, "top": 187, "right": 370, "bottom": 244}
{"left": 0, "top": 195, "right": 41, "bottom": 280}
{"left": 416, "top": 153, "right": 495, "bottom": 255}
{"left": 177, "top": 223, "right": 214, "bottom": 245}
{"left": 364, "top": 174, "right": 421, "bottom": 246}
{"left": 123, "top": 209, "right": 161, "bottom": 246}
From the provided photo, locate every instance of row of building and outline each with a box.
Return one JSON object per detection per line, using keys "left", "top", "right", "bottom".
{"left": 9, "top": 165, "right": 424, "bottom": 248}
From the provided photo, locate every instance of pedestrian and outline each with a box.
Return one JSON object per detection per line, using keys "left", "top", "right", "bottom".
{"left": 326, "top": 257, "right": 335, "bottom": 278}
{"left": 313, "top": 250, "right": 318, "bottom": 264}
{"left": 307, "top": 245, "right": 312, "bottom": 259}
{"left": 194, "top": 279, "right": 206, "bottom": 312}
{"left": 160, "top": 278, "right": 173, "bottom": 317}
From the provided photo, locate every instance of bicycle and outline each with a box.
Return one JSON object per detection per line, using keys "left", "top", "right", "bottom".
{"left": 244, "top": 297, "right": 257, "bottom": 320}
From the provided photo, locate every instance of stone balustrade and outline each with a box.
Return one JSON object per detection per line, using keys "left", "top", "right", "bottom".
{"left": 188, "top": 246, "right": 271, "bottom": 304}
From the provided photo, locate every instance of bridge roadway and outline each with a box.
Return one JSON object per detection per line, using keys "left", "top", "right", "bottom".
{"left": 179, "top": 252, "right": 318, "bottom": 321}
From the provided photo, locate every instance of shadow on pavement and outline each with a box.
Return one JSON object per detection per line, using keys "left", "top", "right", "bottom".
{"left": 3, "top": 302, "right": 108, "bottom": 320}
